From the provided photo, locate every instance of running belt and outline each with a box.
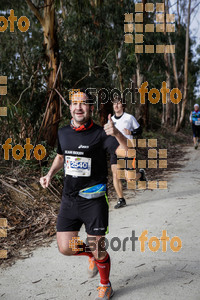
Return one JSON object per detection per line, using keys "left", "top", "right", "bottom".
{"left": 79, "top": 184, "right": 106, "bottom": 199}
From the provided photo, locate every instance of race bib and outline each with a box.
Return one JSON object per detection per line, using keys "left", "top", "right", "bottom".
{"left": 64, "top": 156, "right": 91, "bottom": 177}
{"left": 195, "top": 121, "right": 200, "bottom": 125}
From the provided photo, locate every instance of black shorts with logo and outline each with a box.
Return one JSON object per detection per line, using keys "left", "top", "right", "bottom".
{"left": 56, "top": 194, "right": 109, "bottom": 236}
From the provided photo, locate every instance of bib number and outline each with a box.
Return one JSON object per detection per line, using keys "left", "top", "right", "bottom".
{"left": 195, "top": 121, "right": 200, "bottom": 125}
{"left": 64, "top": 156, "right": 91, "bottom": 177}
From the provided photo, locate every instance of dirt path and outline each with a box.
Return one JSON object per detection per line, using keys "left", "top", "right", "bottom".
{"left": 0, "top": 146, "right": 200, "bottom": 300}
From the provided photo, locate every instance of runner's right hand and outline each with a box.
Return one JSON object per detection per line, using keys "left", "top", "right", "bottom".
{"left": 40, "top": 174, "right": 51, "bottom": 188}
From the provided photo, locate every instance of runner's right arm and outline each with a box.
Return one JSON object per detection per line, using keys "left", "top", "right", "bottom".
{"left": 189, "top": 112, "right": 192, "bottom": 123}
{"left": 40, "top": 154, "right": 64, "bottom": 188}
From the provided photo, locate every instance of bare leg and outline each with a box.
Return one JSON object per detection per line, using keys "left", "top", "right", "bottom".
{"left": 111, "top": 164, "right": 123, "bottom": 198}
{"left": 56, "top": 231, "right": 79, "bottom": 255}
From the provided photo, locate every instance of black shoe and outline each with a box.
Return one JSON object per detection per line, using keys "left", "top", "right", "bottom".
{"left": 139, "top": 169, "right": 146, "bottom": 181}
{"left": 114, "top": 198, "right": 126, "bottom": 209}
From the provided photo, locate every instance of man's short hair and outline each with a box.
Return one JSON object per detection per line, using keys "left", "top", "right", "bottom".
{"left": 70, "top": 88, "right": 94, "bottom": 105}
{"left": 112, "top": 95, "right": 126, "bottom": 110}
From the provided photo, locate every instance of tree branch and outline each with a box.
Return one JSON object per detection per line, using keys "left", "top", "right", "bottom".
{"left": 25, "top": 0, "right": 44, "bottom": 26}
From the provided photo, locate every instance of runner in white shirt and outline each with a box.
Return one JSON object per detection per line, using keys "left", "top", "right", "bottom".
{"left": 111, "top": 97, "right": 146, "bottom": 209}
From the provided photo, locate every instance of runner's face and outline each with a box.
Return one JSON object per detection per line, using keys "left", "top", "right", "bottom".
{"left": 70, "top": 92, "right": 91, "bottom": 125}
{"left": 194, "top": 105, "right": 199, "bottom": 111}
{"left": 113, "top": 101, "right": 123, "bottom": 115}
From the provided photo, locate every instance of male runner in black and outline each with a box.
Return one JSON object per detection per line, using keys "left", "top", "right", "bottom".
{"left": 40, "top": 90, "right": 128, "bottom": 300}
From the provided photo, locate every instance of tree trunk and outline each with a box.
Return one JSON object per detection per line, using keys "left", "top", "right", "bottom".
{"left": 175, "top": 0, "right": 191, "bottom": 132}
{"left": 26, "top": 0, "right": 60, "bottom": 147}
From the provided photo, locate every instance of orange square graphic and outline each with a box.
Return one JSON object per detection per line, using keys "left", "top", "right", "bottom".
{"left": 135, "top": 24, "right": 143, "bottom": 32}
{"left": 135, "top": 45, "right": 143, "bottom": 53}
{"left": 159, "top": 181, "right": 168, "bottom": 189}
{"left": 0, "top": 229, "right": 7, "bottom": 238}
{"left": 127, "top": 139, "right": 136, "bottom": 148}
{"left": 126, "top": 170, "right": 136, "bottom": 180}
{"left": 117, "top": 159, "right": 126, "bottom": 169}
{"left": 117, "top": 170, "right": 126, "bottom": 179}
{"left": 117, "top": 148, "right": 127, "bottom": 157}
{"left": 127, "top": 149, "right": 136, "bottom": 158}
{"left": 165, "top": 45, "right": 175, "bottom": 53}
{"left": 145, "top": 45, "right": 154, "bottom": 53}
{"left": 148, "top": 160, "right": 157, "bottom": 168}
{"left": 138, "top": 181, "right": 146, "bottom": 189}
{"left": 0, "top": 76, "right": 7, "bottom": 84}
{"left": 135, "top": 3, "right": 143, "bottom": 12}
{"left": 145, "top": 24, "right": 154, "bottom": 32}
{"left": 145, "top": 3, "right": 154, "bottom": 12}
{"left": 127, "top": 181, "right": 136, "bottom": 189}
{"left": 127, "top": 159, "right": 136, "bottom": 169}
{"left": 148, "top": 139, "right": 157, "bottom": 147}
{"left": 166, "top": 24, "right": 175, "bottom": 32}
{"left": 135, "top": 13, "right": 143, "bottom": 22}
{"left": 156, "top": 13, "right": 164, "bottom": 23}
{"left": 156, "top": 45, "right": 165, "bottom": 53}
{"left": 0, "top": 250, "right": 7, "bottom": 259}
{"left": 138, "top": 139, "right": 146, "bottom": 147}
{"left": 166, "top": 14, "right": 175, "bottom": 22}
{"left": 156, "top": 24, "right": 164, "bottom": 32}
{"left": 0, "top": 86, "right": 7, "bottom": 95}
{"left": 148, "top": 181, "right": 157, "bottom": 189}
{"left": 0, "top": 107, "right": 7, "bottom": 116}
{"left": 156, "top": 3, "right": 164, "bottom": 12}
{"left": 125, "top": 34, "right": 133, "bottom": 43}
{"left": 148, "top": 149, "right": 157, "bottom": 158}
{"left": 159, "top": 160, "right": 167, "bottom": 168}
{"left": 135, "top": 34, "right": 144, "bottom": 43}
{"left": 159, "top": 149, "right": 167, "bottom": 158}
{"left": 124, "top": 13, "right": 133, "bottom": 22}
{"left": 124, "top": 24, "right": 133, "bottom": 32}
{"left": 138, "top": 160, "right": 146, "bottom": 169}
{"left": 0, "top": 219, "right": 7, "bottom": 227}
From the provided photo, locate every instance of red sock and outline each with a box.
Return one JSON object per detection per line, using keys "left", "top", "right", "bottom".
{"left": 95, "top": 253, "right": 111, "bottom": 285}
{"left": 73, "top": 243, "right": 93, "bottom": 258}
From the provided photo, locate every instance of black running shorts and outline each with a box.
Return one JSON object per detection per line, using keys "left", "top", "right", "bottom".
{"left": 192, "top": 123, "right": 200, "bottom": 137}
{"left": 56, "top": 194, "right": 109, "bottom": 236}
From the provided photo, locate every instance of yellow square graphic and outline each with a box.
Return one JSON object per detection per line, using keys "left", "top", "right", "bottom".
{"left": 148, "top": 160, "right": 157, "bottom": 168}
{"left": 156, "top": 3, "right": 164, "bottom": 12}
{"left": 0, "top": 218, "right": 7, "bottom": 227}
{"left": 124, "top": 24, "right": 133, "bottom": 32}
{"left": 126, "top": 170, "right": 136, "bottom": 180}
{"left": 159, "top": 160, "right": 167, "bottom": 168}
{"left": 159, "top": 149, "right": 167, "bottom": 158}
{"left": 145, "top": 24, "right": 154, "bottom": 32}
{"left": 156, "top": 24, "right": 164, "bottom": 32}
{"left": 159, "top": 181, "right": 168, "bottom": 189}
{"left": 135, "top": 45, "right": 143, "bottom": 53}
{"left": 135, "top": 13, "right": 143, "bottom": 22}
{"left": 0, "top": 76, "right": 7, "bottom": 84}
{"left": 138, "top": 160, "right": 146, "bottom": 169}
{"left": 0, "top": 250, "right": 7, "bottom": 259}
{"left": 156, "top": 45, "right": 165, "bottom": 53}
{"left": 0, "top": 229, "right": 7, "bottom": 238}
{"left": 117, "top": 148, "right": 127, "bottom": 157}
{"left": 125, "top": 34, "right": 133, "bottom": 43}
{"left": 127, "top": 139, "right": 136, "bottom": 147}
{"left": 156, "top": 13, "right": 164, "bottom": 22}
{"left": 117, "top": 170, "right": 126, "bottom": 179}
{"left": 165, "top": 45, "right": 175, "bottom": 53}
{"left": 135, "top": 34, "right": 144, "bottom": 43}
{"left": 135, "top": 24, "right": 143, "bottom": 32}
{"left": 69, "top": 89, "right": 80, "bottom": 100}
{"left": 148, "top": 149, "right": 157, "bottom": 158}
{"left": 127, "top": 181, "right": 136, "bottom": 189}
{"left": 145, "top": 45, "right": 154, "bottom": 53}
{"left": 166, "top": 24, "right": 175, "bottom": 32}
{"left": 145, "top": 3, "right": 154, "bottom": 12}
{"left": 127, "top": 149, "right": 136, "bottom": 158}
{"left": 166, "top": 14, "right": 175, "bottom": 22}
{"left": 0, "top": 86, "right": 7, "bottom": 95}
{"left": 117, "top": 159, "right": 126, "bottom": 169}
{"left": 138, "top": 181, "right": 146, "bottom": 189}
{"left": 148, "top": 181, "right": 157, "bottom": 189}
{"left": 127, "top": 159, "right": 136, "bottom": 169}
{"left": 124, "top": 13, "right": 133, "bottom": 22}
{"left": 138, "top": 139, "right": 146, "bottom": 147}
{"left": 148, "top": 139, "right": 157, "bottom": 147}
{"left": 0, "top": 107, "right": 7, "bottom": 116}
{"left": 135, "top": 3, "right": 143, "bottom": 12}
